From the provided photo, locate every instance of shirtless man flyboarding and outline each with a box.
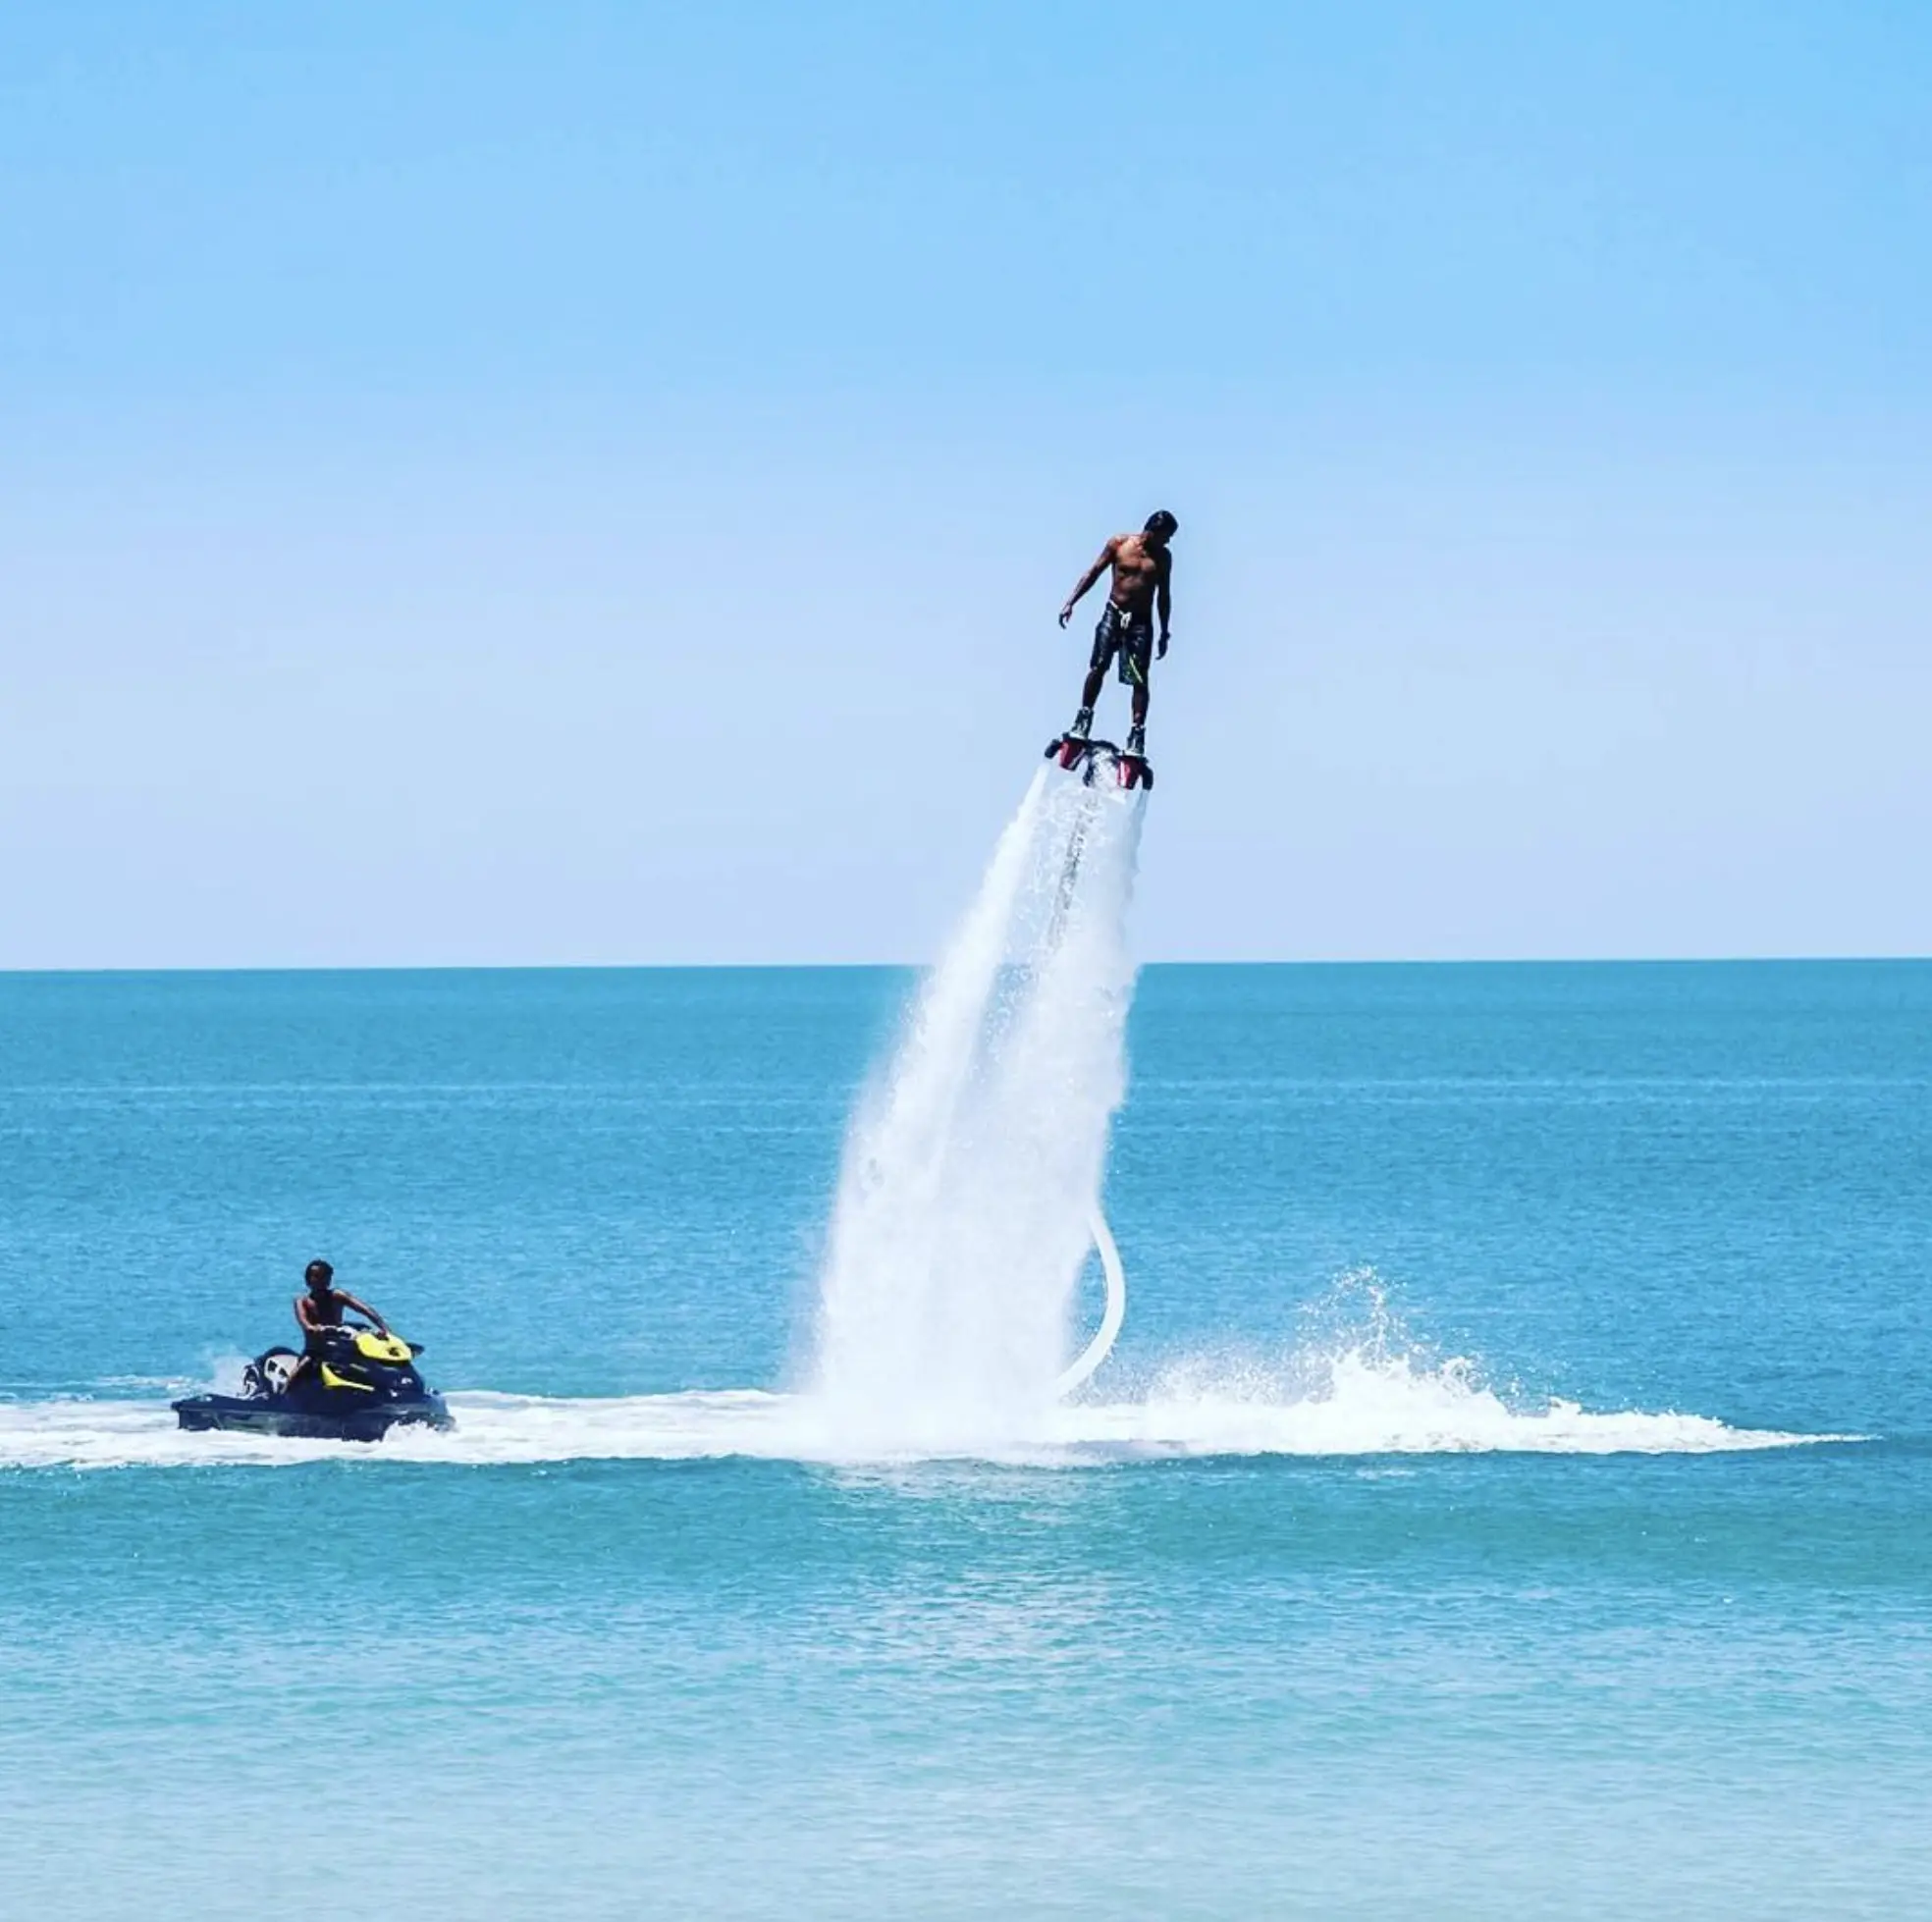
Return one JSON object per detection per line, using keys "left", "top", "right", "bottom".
{"left": 1057, "top": 509, "right": 1177, "bottom": 760}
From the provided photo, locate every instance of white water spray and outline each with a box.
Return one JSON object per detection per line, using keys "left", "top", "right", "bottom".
{"left": 807, "top": 764, "right": 1147, "bottom": 1449}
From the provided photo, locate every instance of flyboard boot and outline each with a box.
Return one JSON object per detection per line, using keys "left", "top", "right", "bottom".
{"left": 1046, "top": 706, "right": 1098, "bottom": 774}
{"left": 1117, "top": 723, "right": 1154, "bottom": 791}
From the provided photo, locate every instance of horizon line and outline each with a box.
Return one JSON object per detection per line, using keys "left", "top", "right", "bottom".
{"left": 4, "top": 954, "right": 1930, "bottom": 980}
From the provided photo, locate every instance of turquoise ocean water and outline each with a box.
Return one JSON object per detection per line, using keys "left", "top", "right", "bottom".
{"left": 3, "top": 962, "right": 1929, "bottom": 1918}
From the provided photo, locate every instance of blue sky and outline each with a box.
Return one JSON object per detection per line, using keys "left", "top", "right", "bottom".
{"left": 3, "top": 1, "right": 1928, "bottom": 964}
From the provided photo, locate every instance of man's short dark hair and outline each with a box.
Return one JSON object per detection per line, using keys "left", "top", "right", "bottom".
{"left": 1145, "top": 509, "right": 1178, "bottom": 536}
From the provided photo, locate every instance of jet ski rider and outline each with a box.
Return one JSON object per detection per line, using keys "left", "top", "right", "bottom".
{"left": 1057, "top": 509, "right": 1177, "bottom": 759}
{"left": 291, "top": 1258, "right": 392, "bottom": 1382}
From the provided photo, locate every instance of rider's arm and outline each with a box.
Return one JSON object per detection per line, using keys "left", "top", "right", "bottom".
{"left": 1059, "top": 540, "right": 1118, "bottom": 626}
{"left": 1155, "top": 551, "right": 1173, "bottom": 650}
{"left": 295, "top": 1294, "right": 318, "bottom": 1334}
{"left": 335, "top": 1290, "right": 391, "bottom": 1333}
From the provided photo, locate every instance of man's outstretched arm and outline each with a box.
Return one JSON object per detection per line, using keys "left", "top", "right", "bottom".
{"left": 1058, "top": 540, "right": 1118, "bottom": 627}
{"left": 336, "top": 1290, "right": 391, "bottom": 1333}
{"left": 1155, "top": 552, "right": 1172, "bottom": 656}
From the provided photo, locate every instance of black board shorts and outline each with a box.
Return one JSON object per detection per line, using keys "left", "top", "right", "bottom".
{"left": 1090, "top": 603, "right": 1154, "bottom": 688}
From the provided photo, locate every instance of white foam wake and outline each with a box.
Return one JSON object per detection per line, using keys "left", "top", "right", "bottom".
{"left": 0, "top": 1368, "right": 1856, "bottom": 1471}
{"left": 808, "top": 765, "right": 1146, "bottom": 1449}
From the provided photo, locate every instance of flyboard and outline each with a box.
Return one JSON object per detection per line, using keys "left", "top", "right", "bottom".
{"left": 1044, "top": 732, "right": 1154, "bottom": 791}
{"left": 1037, "top": 726, "right": 1146, "bottom": 1398}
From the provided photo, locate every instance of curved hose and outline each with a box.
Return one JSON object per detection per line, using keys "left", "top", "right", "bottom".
{"left": 1053, "top": 1206, "right": 1126, "bottom": 1397}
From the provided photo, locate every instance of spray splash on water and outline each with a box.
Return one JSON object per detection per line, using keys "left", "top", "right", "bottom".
{"left": 0, "top": 1372, "right": 1858, "bottom": 1470}
{"left": 806, "top": 766, "right": 1147, "bottom": 1449}
{"left": 2, "top": 1253, "right": 1860, "bottom": 1472}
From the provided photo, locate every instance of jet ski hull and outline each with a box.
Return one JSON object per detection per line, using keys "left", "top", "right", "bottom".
{"left": 172, "top": 1328, "right": 454, "bottom": 1442}
{"left": 172, "top": 1391, "right": 453, "bottom": 1442}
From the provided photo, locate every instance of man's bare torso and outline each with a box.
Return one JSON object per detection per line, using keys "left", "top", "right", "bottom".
{"left": 1105, "top": 533, "right": 1169, "bottom": 616}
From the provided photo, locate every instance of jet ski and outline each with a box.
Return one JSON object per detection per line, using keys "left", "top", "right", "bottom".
{"left": 172, "top": 1326, "right": 454, "bottom": 1441}
{"left": 1045, "top": 732, "right": 1154, "bottom": 791}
